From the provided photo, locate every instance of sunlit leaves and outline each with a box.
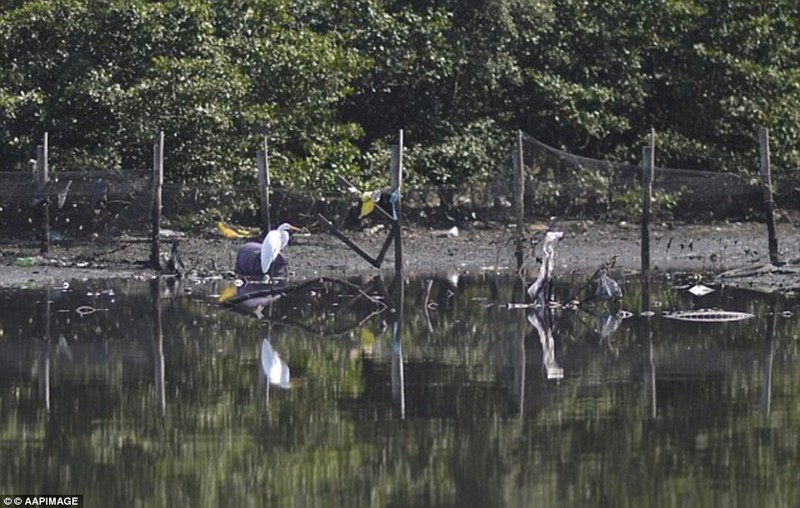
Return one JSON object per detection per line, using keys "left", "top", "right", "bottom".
{"left": 0, "top": 0, "right": 798, "bottom": 201}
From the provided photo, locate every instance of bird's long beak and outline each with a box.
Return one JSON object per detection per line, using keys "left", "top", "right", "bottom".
{"left": 288, "top": 225, "right": 303, "bottom": 232}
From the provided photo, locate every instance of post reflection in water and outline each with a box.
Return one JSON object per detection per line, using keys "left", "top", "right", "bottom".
{"left": 641, "top": 274, "right": 657, "bottom": 418}
{"left": 0, "top": 274, "right": 798, "bottom": 507}
{"left": 390, "top": 275, "right": 406, "bottom": 419}
{"left": 151, "top": 278, "right": 166, "bottom": 415}
{"left": 760, "top": 294, "right": 779, "bottom": 417}
{"left": 38, "top": 286, "right": 51, "bottom": 412}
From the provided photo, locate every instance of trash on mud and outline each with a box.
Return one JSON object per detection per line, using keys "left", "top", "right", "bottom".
{"left": 12, "top": 257, "right": 37, "bottom": 267}
{"left": 592, "top": 271, "right": 623, "bottom": 300}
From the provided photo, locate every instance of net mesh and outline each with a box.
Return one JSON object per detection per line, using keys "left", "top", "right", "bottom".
{"left": 508, "top": 132, "right": 767, "bottom": 220}
{"left": 1, "top": 131, "right": 797, "bottom": 243}
{"left": 0, "top": 169, "right": 152, "bottom": 241}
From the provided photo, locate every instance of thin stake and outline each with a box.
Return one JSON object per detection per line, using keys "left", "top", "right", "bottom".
{"left": 259, "top": 125, "right": 271, "bottom": 230}
{"left": 759, "top": 126, "right": 780, "bottom": 264}
{"left": 150, "top": 131, "right": 164, "bottom": 268}
{"left": 391, "top": 130, "right": 404, "bottom": 276}
{"left": 38, "top": 132, "right": 50, "bottom": 253}
{"left": 257, "top": 150, "right": 271, "bottom": 231}
{"left": 641, "top": 143, "right": 654, "bottom": 280}
{"left": 514, "top": 130, "right": 525, "bottom": 270}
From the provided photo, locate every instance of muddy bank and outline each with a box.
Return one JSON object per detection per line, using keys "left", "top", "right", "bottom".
{"left": 1, "top": 218, "right": 799, "bottom": 294}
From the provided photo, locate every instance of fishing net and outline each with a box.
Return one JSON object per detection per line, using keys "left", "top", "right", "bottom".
{"left": 0, "top": 169, "right": 152, "bottom": 241}
{"left": 1, "top": 130, "right": 797, "bottom": 243}
{"left": 494, "top": 131, "right": 799, "bottom": 220}
{"left": 492, "top": 132, "right": 766, "bottom": 220}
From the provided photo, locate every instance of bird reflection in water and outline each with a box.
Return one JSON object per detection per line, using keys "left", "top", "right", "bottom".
{"left": 527, "top": 309, "right": 564, "bottom": 380}
{"left": 261, "top": 338, "right": 292, "bottom": 389}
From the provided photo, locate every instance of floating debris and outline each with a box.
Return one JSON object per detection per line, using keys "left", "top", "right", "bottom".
{"left": 688, "top": 284, "right": 714, "bottom": 296}
{"left": 506, "top": 302, "right": 535, "bottom": 309}
{"left": 663, "top": 309, "right": 754, "bottom": 322}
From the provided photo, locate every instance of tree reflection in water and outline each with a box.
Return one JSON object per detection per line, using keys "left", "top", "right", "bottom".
{"left": 0, "top": 275, "right": 797, "bottom": 507}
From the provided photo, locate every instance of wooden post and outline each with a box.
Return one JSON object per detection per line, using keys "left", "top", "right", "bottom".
{"left": 759, "top": 126, "right": 780, "bottom": 264}
{"left": 514, "top": 130, "right": 525, "bottom": 270}
{"left": 390, "top": 130, "right": 404, "bottom": 276}
{"left": 641, "top": 141, "right": 654, "bottom": 280}
{"left": 257, "top": 151, "right": 271, "bottom": 231}
{"left": 640, "top": 126, "right": 655, "bottom": 417}
{"left": 38, "top": 132, "right": 50, "bottom": 253}
{"left": 258, "top": 124, "right": 271, "bottom": 231}
{"left": 150, "top": 131, "right": 164, "bottom": 269}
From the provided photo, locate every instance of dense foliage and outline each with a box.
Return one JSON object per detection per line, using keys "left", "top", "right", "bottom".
{"left": 1, "top": 0, "right": 798, "bottom": 191}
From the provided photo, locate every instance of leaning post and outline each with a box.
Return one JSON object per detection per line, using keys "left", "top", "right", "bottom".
{"left": 390, "top": 130, "right": 404, "bottom": 277}
{"left": 150, "top": 131, "right": 164, "bottom": 269}
{"left": 514, "top": 129, "right": 525, "bottom": 271}
{"left": 759, "top": 126, "right": 780, "bottom": 264}
{"left": 38, "top": 132, "right": 50, "bottom": 253}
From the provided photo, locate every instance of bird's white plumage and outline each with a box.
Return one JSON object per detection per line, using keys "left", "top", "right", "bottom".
{"left": 527, "top": 231, "right": 564, "bottom": 299}
{"left": 260, "top": 223, "right": 297, "bottom": 274}
{"left": 261, "top": 339, "right": 291, "bottom": 388}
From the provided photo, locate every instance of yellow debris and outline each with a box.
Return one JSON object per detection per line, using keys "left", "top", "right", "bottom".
{"left": 359, "top": 197, "right": 375, "bottom": 219}
{"left": 217, "top": 221, "right": 257, "bottom": 239}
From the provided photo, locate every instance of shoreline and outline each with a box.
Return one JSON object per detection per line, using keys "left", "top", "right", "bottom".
{"left": 1, "top": 219, "right": 798, "bottom": 293}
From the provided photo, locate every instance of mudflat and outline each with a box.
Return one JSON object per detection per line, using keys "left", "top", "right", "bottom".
{"left": 1, "top": 218, "right": 799, "bottom": 293}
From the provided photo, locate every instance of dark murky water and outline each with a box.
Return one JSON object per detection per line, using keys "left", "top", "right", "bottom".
{"left": 0, "top": 273, "right": 798, "bottom": 507}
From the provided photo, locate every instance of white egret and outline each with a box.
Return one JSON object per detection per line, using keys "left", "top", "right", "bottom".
{"left": 261, "top": 338, "right": 291, "bottom": 388}
{"left": 527, "top": 231, "right": 564, "bottom": 301}
{"left": 235, "top": 222, "right": 301, "bottom": 278}
{"left": 261, "top": 223, "right": 301, "bottom": 275}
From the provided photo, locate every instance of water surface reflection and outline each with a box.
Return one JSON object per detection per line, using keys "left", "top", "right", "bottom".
{"left": 0, "top": 274, "right": 798, "bottom": 507}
